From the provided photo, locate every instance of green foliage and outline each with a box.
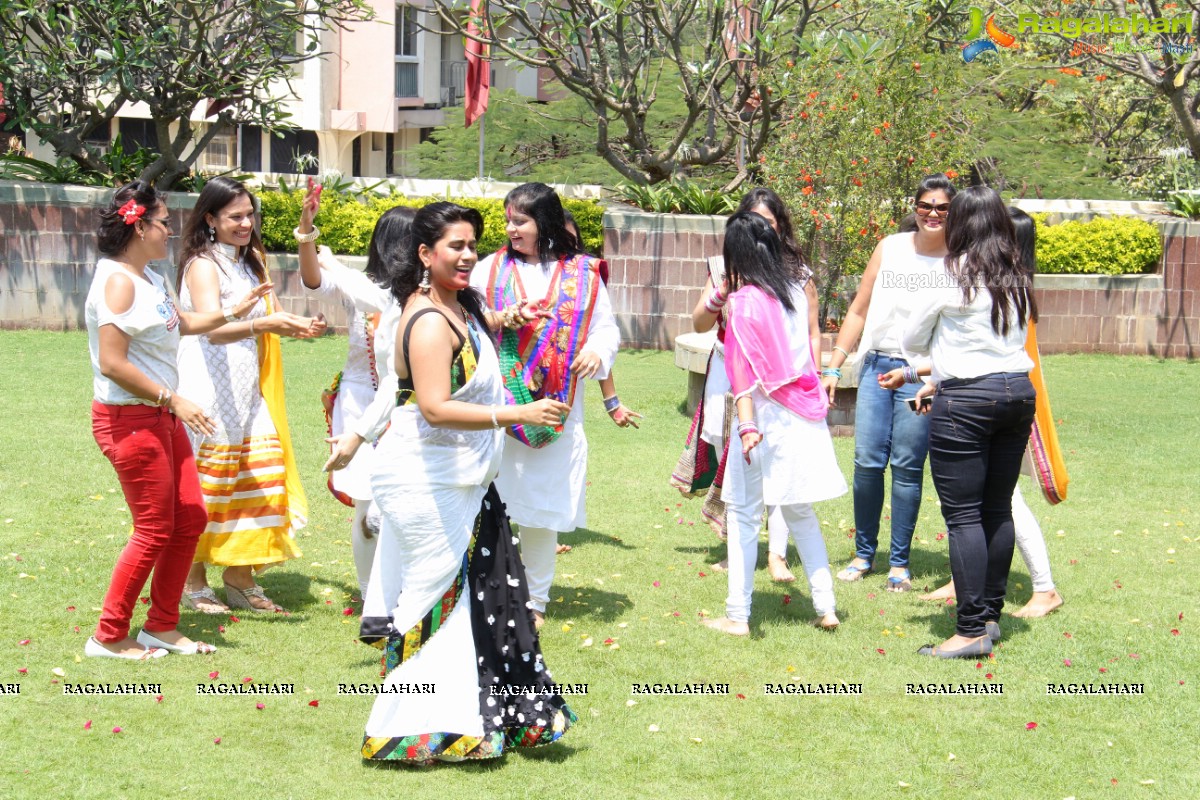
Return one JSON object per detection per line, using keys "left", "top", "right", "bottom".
{"left": 1165, "top": 190, "right": 1200, "bottom": 220}
{"left": 1034, "top": 214, "right": 1162, "bottom": 275}
{"left": 256, "top": 190, "right": 605, "bottom": 257}
{"left": 762, "top": 28, "right": 976, "bottom": 327}
{"left": 413, "top": 90, "right": 627, "bottom": 186}
{"left": 616, "top": 180, "right": 739, "bottom": 215}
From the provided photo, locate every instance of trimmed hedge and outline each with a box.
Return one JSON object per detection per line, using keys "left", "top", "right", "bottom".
{"left": 257, "top": 191, "right": 605, "bottom": 258}
{"left": 1034, "top": 214, "right": 1162, "bottom": 275}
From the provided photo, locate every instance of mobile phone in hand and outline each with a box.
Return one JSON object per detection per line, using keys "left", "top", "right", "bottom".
{"left": 906, "top": 396, "right": 932, "bottom": 412}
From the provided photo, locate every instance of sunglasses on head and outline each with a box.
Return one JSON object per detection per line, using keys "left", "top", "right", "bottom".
{"left": 915, "top": 201, "right": 951, "bottom": 216}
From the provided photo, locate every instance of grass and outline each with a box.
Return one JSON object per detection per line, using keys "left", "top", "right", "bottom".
{"left": 1, "top": 331, "right": 1197, "bottom": 799}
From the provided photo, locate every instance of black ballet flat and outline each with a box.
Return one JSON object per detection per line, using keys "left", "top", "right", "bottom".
{"left": 916, "top": 637, "right": 993, "bottom": 659}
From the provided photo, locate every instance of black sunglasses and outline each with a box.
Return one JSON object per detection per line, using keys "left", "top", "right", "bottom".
{"left": 914, "top": 201, "right": 951, "bottom": 216}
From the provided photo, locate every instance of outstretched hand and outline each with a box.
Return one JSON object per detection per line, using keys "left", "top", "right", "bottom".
{"left": 299, "top": 178, "right": 323, "bottom": 232}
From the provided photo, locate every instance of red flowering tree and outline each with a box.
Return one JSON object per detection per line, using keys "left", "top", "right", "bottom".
{"left": 762, "top": 33, "right": 975, "bottom": 327}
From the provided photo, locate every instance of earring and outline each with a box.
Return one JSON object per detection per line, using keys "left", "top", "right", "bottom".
{"left": 418, "top": 267, "right": 432, "bottom": 294}
{"left": 138, "top": 229, "right": 145, "bottom": 241}
{"left": 208, "top": 225, "right": 215, "bottom": 243}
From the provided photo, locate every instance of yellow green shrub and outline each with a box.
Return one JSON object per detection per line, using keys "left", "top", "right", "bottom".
{"left": 1033, "top": 214, "right": 1162, "bottom": 275}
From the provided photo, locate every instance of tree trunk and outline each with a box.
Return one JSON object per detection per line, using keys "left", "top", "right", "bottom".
{"left": 1165, "top": 84, "right": 1200, "bottom": 160}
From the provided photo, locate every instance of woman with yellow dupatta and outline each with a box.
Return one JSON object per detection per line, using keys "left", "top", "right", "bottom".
{"left": 175, "top": 178, "right": 326, "bottom": 614}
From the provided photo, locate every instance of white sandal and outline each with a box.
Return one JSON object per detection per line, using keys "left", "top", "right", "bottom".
{"left": 85, "top": 636, "right": 168, "bottom": 660}
{"left": 137, "top": 630, "right": 217, "bottom": 655}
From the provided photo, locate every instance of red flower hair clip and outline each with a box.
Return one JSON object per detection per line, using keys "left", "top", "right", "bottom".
{"left": 117, "top": 199, "right": 147, "bottom": 225}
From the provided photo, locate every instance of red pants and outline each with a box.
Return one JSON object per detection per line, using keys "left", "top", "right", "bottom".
{"left": 91, "top": 401, "right": 209, "bottom": 643}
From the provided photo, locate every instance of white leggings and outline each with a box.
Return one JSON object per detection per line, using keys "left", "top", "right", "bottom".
{"left": 518, "top": 526, "right": 558, "bottom": 613}
{"left": 1013, "top": 485, "right": 1054, "bottom": 593}
{"left": 351, "top": 500, "right": 376, "bottom": 596}
{"left": 726, "top": 499, "right": 834, "bottom": 622}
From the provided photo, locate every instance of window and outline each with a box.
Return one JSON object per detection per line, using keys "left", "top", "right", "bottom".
{"left": 395, "top": 3, "right": 420, "bottom": 98}
{"left": 200, "top": 126, "right": 237, "bottom": 170}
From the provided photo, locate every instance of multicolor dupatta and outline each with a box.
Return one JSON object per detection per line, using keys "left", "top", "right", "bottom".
{"left": 486, "top": 247, "right": 602, "bottom": 448}
{"left": 257, "top": 294, "right": 308, "bottom": 532}
{"left": 1024, "top": 319, "right": 1070, "bottom": 505}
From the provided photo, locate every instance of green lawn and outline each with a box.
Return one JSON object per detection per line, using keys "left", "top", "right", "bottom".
{"left": 1, "top": 331, "right": 1196, "bottom": 799}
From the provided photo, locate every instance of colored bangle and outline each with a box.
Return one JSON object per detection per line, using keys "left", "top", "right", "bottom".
{"left": 704, "top": 287, "right": 727, "bottom": 314}
{"left": 903, "top": 365, "right": 920, "bottom": 384}
{"left": 603, "top": 395, "right": 621, "bottom": 413}
{"left": 821, "top": 367, "right": 842, "bottom": 379}
{"left": 293, "top": 225, "right": 320, "bottom": 244}
{"left": 737, "top": 422, "right": 759, "bottom": 437}
{"left": 833, "top": 345, "right": 851, "bottom": 359}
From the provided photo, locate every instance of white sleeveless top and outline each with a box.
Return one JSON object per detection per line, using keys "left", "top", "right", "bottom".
{"left": 857, "top": 232, "right": 942, "bottom": 372}
{"left": 85, "top": 259, "right": 181, "bottom": 405}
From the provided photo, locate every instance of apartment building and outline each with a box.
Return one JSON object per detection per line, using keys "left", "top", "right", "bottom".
{"left": 23, "top": 1, "right": 547, "bottom": 179}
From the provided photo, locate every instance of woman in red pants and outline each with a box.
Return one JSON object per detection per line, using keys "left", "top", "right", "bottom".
{"left": 84, "top": 181, "right": 268, "bottom": 659}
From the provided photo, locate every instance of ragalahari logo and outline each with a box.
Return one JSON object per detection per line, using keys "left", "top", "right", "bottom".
{"left": 962, "top": 8, "right": 1018, "bottom": 62}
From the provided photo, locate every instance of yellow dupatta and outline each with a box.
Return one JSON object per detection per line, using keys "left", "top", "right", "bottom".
{"left": 1024, "top": 320, "right": 1070, "bottom": 504}
{"left": 258, "top": 294, "right": 309, "bottom": 532}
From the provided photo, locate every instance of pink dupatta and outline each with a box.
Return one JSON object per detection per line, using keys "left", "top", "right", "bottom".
{"left": 724, "top": 285, "right": 828, "bottom": 421}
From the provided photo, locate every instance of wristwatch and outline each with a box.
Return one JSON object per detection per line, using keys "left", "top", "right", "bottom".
{"left": 222, "top": 305, "right": 238, "bottom": 322}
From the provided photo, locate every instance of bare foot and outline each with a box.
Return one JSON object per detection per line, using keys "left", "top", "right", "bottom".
{"left": 1011, "top": 589, "right": 1064, "bottom": 618}
{"left": 532, "top": 610, "right": 545, "bottom": 631}
{"left": 813, "top": 612, "right": 840, "bottom": 630}
{"left": 768, "top": 553, "right": 796, "bottom": 583}
{"left": 710, "top": 559, "right": 728, "bottom": 573}
{"left": 555, "top": 544, "right": 572, "bottom": 554}
{"left": 919, "top": 580, "right": 956, "bottom": 602}
{"left": 702, "top": 617, "right": 749, "bottom": 636}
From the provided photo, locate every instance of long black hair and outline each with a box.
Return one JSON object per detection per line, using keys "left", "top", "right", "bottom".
{"left": 365, "top": 205, "right": 417, "bottom": 285}
{"left": 504, "top": 182, "right": 580, "bottom": 264}
{"left": 944, "top": 186, "right": 1037, "bottom": 336}
{"left": 178, "top": 177, "right": 267, "bottom": 292}
{"left": 1007, "top": 206, "right": 1037, "bottom": 275}
{"left": 723, "top": 211, "right": 799, "bottom": 312}
{"left": 98, "top": 181, "right": 164, "bottom": 257}
{"left": 388, "top": 201, "right": 488, "bottom": 326}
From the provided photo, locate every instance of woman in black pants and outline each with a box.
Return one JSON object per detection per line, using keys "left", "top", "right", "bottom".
{"left": 902, "top": 186, "right": 1037, "bottom": 659}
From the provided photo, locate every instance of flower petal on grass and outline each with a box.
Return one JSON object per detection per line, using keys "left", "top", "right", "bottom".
{"left": 214, "top": 737, "right": 222, "bottom": 745}
{"left": 83, "top": 720, "right": 92, "bottom": 730}
{"left": 309, "top": 700, "right": 319, "bottom": 707}
{"left": 1025, "top": 722, "right": 1038, "bottom": 730}
{"left": 208, "top": 671, "right": 219, "bottom": 680}
{"left": 112, "top": 726, "right": 122, "bottom": 733}
{"left": 255, "top": 703, "right": 265, "bottom": 710}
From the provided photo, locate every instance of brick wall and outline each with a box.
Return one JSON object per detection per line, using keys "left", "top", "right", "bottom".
{"left": 601, "top": 205, "right": 1199, "bottom": 359}
{"left": 3, "top": 180, "right": 1198, "bottom": 359}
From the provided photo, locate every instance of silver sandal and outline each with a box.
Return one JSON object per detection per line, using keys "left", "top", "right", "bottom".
{"left": 180, "top": 586, "right": 230, "bottom": 615}
{"left": 223, "top": 581, "right": 283, "bottom": 613}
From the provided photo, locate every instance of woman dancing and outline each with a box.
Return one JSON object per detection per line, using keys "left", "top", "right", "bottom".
{"left": 469, "top": 183, "right": 621, "bottom": 629}
{"left": 703, "top": 212, "right": 847, "bottom": 636}
{"left": 296, "top": 182, "right": 415, "bottom": 594}
{"left": 84, "top": 181, "right": 269, "bottom": 658}
{"left": 673, "top": 187, "right": 817, "bottom": 582}
{"left": 903, "top": 186, "right": 1037, "bottom": 659}
{"left": 176, "top": 177, "right": 325, "bottom": 614}
{"left": 356, "top": 202, "right": 575, "bottom": 763}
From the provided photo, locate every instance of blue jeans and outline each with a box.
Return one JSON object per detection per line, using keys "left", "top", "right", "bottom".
{"left": 927, "top": 373, "right": 1036, "bottom": 637}
{"left": 852, "top": 352, "right": 931, "bottom": 568}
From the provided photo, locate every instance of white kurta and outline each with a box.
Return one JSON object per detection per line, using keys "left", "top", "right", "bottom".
{"left": 469, "top": 252, "right": 621, "bottom": 532}
{"left": 304, "top": 249, "right": 393, "bottom": 500}
{"left": 722, "top": 286, "right": 848, "bottom": 508}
